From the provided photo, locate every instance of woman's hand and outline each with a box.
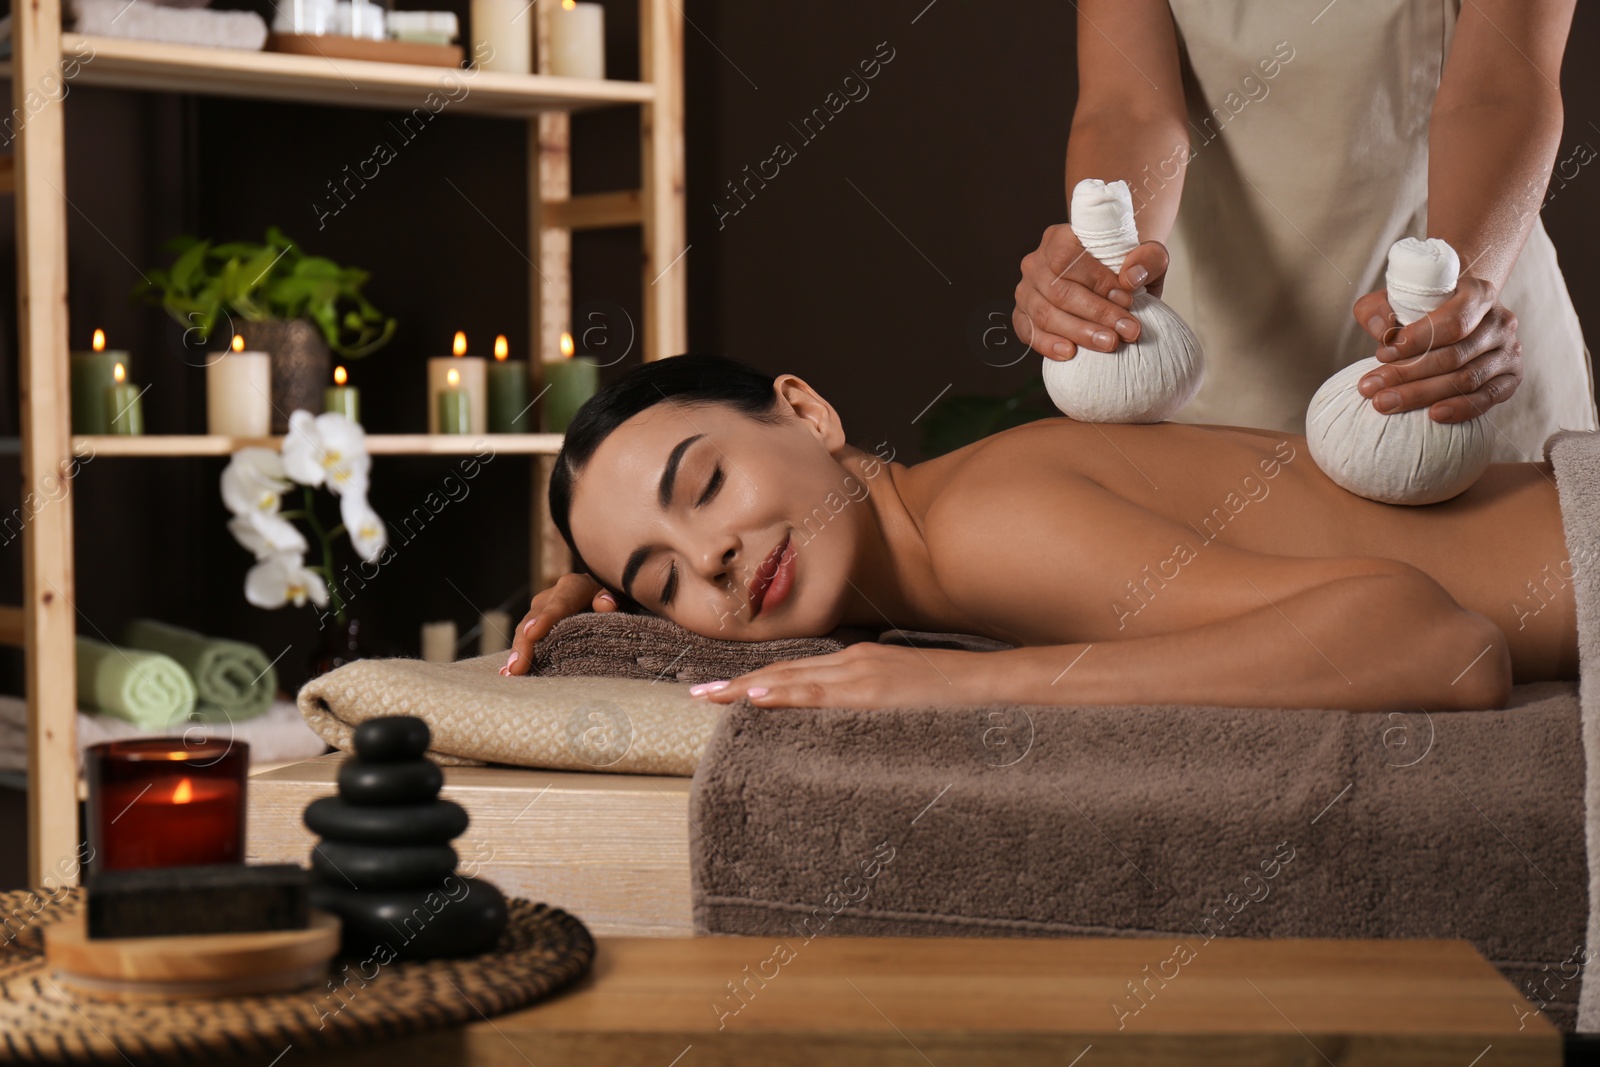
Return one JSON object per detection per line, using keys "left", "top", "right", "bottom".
{"left": 503, "top": 573, "right": 617, "bottom": 677}
{"left": 686, "top": 643, "right": 995, "bottom": 709}
{"left": 1350, "top": 277, "right": 1524, "bottom": 423}
{"left": 1014, "top": 224, "right": 1170, "bottom": 361}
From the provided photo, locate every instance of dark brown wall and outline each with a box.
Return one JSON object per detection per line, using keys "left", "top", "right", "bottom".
{"left": 0, "top": 0, "right": 1597, "bottom": 704}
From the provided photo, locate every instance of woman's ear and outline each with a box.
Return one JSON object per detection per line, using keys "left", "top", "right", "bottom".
{"left": 773, "top": 374, "right": 847, "bottom": 452}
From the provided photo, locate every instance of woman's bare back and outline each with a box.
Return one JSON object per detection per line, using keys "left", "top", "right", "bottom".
{"left": 899, "top": 417, "right": 1578, "bottom": 682}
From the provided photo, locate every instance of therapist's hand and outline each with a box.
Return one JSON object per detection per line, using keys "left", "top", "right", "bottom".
{"left": 1014, "top": 224, "right": 1170, "bottom": 361}
{"left": 1351, "top": 276, "right": 1524, "bottom": 423}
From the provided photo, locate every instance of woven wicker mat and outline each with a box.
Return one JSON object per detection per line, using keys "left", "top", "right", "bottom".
{"left": 0, "top": 887, "right": 595, "bottom": 1064}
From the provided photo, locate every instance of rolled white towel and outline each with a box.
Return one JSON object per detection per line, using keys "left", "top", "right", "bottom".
{"left": 1041, "top": 179, "right": 1205, "bottom": 424}
{"left": 1305, "top": 237, "right": 1491, "bottom": 505}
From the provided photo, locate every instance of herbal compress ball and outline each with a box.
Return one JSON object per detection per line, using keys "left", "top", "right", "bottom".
{"left": 1040, "top": 179, "right": 1205, "bottom": 424}
{"left": 1306, "top": 238, "right": 1491, "bottom": 505}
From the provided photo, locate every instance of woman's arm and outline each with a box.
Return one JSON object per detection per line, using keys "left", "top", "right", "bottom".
{"left": 1352, "top": 0, "right": 1575, "bottom": 423}
{"left": 1428, "top": 0, "right": 1573, "bottom": 296}
{"left": 1068, "top": 0, "right": 1191, "bottom": 248}
{"left": 1014, "top": 0, "right": 1188, "bottom": 360}
{"left": 694, "top": 567, "right": 1509, "bottom": 712}
{"left": 697, "top": 465, "right": 1511, "bottom": 712}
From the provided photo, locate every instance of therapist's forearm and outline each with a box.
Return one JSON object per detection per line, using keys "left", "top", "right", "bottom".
{"left": 1427, "top": 94, "right": 1564, "bottom": 296}
{"left": 1066, "top": 111, "right": 1190, "bottom": 244}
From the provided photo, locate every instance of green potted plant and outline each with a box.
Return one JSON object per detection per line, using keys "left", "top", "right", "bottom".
{"left": 136, "top": 227, "right": 396, "bottom": 431}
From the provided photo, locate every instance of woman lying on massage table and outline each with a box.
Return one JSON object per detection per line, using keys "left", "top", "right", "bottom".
{"left": 505, "top": 354, "right": 1580, "bottom": 712}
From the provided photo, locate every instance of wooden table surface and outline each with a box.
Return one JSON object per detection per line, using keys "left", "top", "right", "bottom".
{"left": 308, "top": 935, "right": 1560, "bottom": 1067}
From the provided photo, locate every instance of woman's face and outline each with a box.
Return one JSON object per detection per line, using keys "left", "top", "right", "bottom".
{"left": 566, "top": 377, "right": 868, "bottom": 640}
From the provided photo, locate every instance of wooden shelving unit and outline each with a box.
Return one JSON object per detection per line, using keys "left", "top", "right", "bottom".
{"left": 8, "top": 5, "right": 686, "bottom": 884}
{"left": 71, "top": 433, "right": 566, "bottom": 457}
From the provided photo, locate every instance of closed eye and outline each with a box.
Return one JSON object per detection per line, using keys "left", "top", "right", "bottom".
{"left": 659, "top": 562, "right": 678, "bottom": 606}
{"left": 695, "top": 465, "right": 724, "bottom": 507}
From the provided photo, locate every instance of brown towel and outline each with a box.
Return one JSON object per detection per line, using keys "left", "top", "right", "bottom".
{"left": 531, "top": 612, "right": 847, "bottom": 683}
{"left": 691, "top": 682, "right": 1587, "bottom": 1031}
{"left": 530, "top": 613, "right": 1016, "bottom": 683}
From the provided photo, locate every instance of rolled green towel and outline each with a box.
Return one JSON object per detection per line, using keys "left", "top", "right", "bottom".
{"left": 76, "top": 636, "right": 196, "bottom": 729}
{"left": 123, "top": 619, "right": 277, "bottom": 723}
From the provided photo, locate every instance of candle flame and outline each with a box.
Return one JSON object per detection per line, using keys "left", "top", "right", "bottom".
{"left": 559, "top": 331, "right": 574, "bottom": 358}
{"left": 447, "top": 368, "right": 460, "bottom": 387}
{"left": 334, "top": 365, "right": 348, "bottom": 386}
{"left": 92, "top": 329, "right": 105, "bottom": 352}
{"left": 232, "top": 334, "right": 245, "bottom": 352}
{"left": 494, "top": 335, "right": 509, "bottom": 361}
{"left": 453, "top": 331, "right": 467, "bottom": 357}
{"left": 112, "top": 362, "right": 126, "bottom": 384}
{"left": 172, "top": 777, "right": 193, "bottom": 804}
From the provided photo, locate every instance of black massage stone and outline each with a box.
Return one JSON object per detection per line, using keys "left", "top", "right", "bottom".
{"left": 311, "top": 877, "right": 509, "bottom": 960}
{"left": 312, "top": 840, "right": 458, "bottom": 890}
{"left": 337, "top": 758, "right": 443, "bottom": 805}
{"left": 352, "top": 715, "right": 431, "bottom": 763}
{"left": 304, "top": 797, "right": 468, "bottom": 844}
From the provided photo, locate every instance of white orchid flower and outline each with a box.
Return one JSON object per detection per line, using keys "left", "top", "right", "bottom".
{"left": 228, "top": 511, "right": 309, "bottom": 561}
{"left": 340, "top": 491, "right": 388, "bottom": 564}
{"left": 245, "top": 553, "right": 330, "bottom": 609}
{"left": 283, "top": 410, "right": 371, "bottom": 497}
{"left": 221, "top": 448, "right": 292, "bottom": 517}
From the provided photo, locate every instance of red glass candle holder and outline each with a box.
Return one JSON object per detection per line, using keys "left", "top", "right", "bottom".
{"left": 85, "top": 737, "right": 249, "bottom": 876}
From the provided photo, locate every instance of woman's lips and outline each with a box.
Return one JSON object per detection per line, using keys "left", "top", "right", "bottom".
{"left": 747, "top": 533, "right": 796, "bottom": 619}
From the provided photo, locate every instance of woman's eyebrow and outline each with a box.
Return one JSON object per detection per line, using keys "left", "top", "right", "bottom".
{"left": 658, "top": 433, "right": 705, "bottom": 507}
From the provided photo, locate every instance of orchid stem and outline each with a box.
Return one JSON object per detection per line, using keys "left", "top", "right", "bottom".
{"left": 301, "top": 486, "right": 347, "bottom": 623}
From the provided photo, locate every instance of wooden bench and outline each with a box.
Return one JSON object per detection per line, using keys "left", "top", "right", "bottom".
{"left": 246, "top": 753, "right": 695, "bottom": 937}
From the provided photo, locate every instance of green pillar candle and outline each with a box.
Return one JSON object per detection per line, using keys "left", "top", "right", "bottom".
{"left": 71, "top": 347, "right": 128, "bottom": 435}
{"left": 105, "top": 364, "right": 145, "bottom": 435}
{"left": 324, "top": 367, "right": 360, "bottom": 423}
{"left": 488, "top": 356, "right": 531, "bottom": 433}
{"left": 542, "top": 356, "right": 599, "bottom": 434}
{"left": 437, "top": 380, "right": 471, "bottom": 434}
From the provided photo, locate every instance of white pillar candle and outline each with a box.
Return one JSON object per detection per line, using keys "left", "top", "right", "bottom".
{"left": 547, "top": 0, "right": 604, "bottom": 79}
{"left": 471, "top": 0, "right": 532, "bottom": 74}
{"left": 427, "top": 331, "right": 489, "bottom": 434}
{"left": 206, "top": 337, "right": 273, "bottom": 437}
{"left": 421, "top": 620, "right": 458, "bottom": 663}
{"left": 479, "top": 610, "right": 512, "bottom": 656}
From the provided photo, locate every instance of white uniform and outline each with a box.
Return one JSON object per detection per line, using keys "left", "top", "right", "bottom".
{"left": 1158, "top": 0, "right": 1598, "bottom": 460}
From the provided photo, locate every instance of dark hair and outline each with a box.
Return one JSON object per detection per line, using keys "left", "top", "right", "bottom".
{"left": 548, "top": 354, "right": 784, "bottom": 603}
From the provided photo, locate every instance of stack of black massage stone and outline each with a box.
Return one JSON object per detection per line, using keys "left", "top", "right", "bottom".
{"left": 304, "top": 715, "right": 508, "bottom": 960}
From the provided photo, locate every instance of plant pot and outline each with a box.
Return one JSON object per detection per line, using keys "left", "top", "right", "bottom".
{"left": 309, "top": 616, "right": 367, "bottom": 678}
{"left": 237, "top": 317, "right": 331, "bottom": 433}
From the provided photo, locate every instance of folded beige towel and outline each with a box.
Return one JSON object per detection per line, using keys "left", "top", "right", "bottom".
{"left": 299, "top": 653, "right": 723, "bottom": 775}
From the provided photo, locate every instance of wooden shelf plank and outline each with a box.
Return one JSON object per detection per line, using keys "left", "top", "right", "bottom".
{"left": 72, "top": 433, "right": 564, "bottom": 457}
{"left": 30, "top": 34, "right": 654, "bottom": 116}
{"left": 544, "top": 189, "right": 643, "bottom": 231}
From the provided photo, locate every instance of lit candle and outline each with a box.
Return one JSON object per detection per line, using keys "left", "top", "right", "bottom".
{"left": 548, "top": 0, "right": 604, "bottom": 79}
{"left": 106, "top": 362, "right": 146, "bottom": 435}
{"left": 206, "top": 333, "right": 273, "bottom": 437}
{"left": 428, "top": 331, "right": 488, "bottom": 434}
{"left": 438, "top": 367, "right": 471, "bottom": 434}
{"left": 487, "top": 334, "right": 532, "bottom": 433}
{"left": 85, "top": 737, "right": 248, "bottom": 874}
{"left": 471, "top": 0, "right": 531, "bottom": 73}
{"left": 324, "top": 364, "right": 361, "bottom": 423}
{"left": 542, "top": 330, "right": 599, "bottom": 433}
{"left": 71, "top": 329, "right": 130, "bottom": 435}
